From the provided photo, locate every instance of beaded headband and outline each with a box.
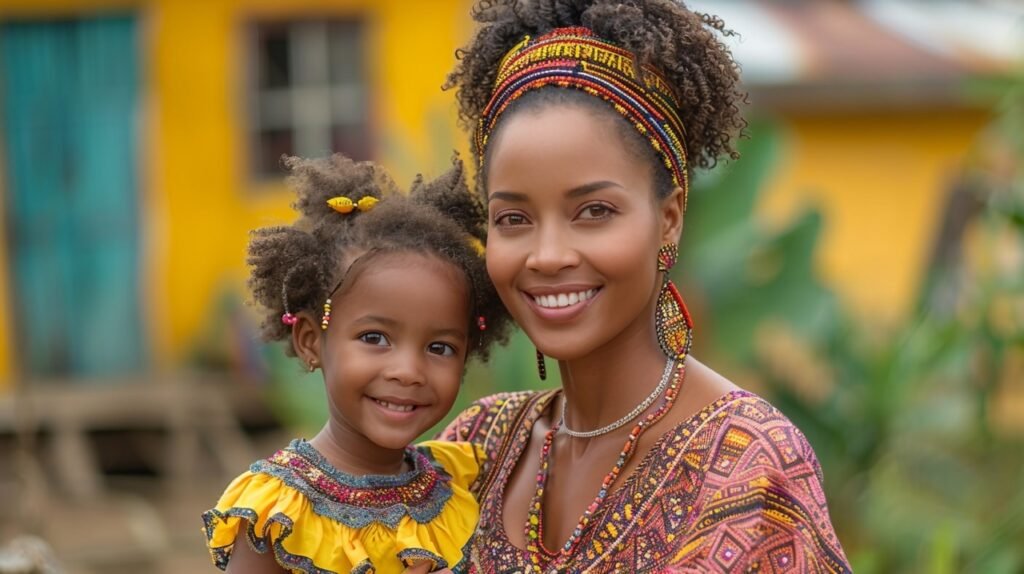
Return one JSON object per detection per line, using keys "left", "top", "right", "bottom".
{"left": 476, "top": 27, "right": 690, "bottom": 205}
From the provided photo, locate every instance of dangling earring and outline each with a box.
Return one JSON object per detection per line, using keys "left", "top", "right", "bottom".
{"left": 655, "top": 243, "right": 694, "bottom": 360}
{"left": 536, "top": 349, "right": 547, "bottom": 381}
{"left": 321, "top": 298, "right": 332, "bottom": 330}
{"left": 307, "top": 359, "right": 317, "bottom": 373}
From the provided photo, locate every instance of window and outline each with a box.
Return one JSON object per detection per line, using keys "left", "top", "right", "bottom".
{"left": 249, "top": 20, "right": 369, "bottom": 178}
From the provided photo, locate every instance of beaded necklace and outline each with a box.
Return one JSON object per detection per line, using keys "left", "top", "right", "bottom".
{"left": 523, "top": 360, "right": 686, "bottom": 571}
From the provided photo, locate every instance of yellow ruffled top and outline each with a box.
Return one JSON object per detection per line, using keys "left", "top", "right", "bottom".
{"left": 202, "top": 439, "right": 481, "bottom": 574}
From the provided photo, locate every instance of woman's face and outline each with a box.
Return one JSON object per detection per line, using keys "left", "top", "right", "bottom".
{"left": 485, "top": 104, "right": 683, "bottom": 360}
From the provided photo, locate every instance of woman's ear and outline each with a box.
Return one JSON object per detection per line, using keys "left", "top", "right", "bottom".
{"left": 659, "top": 187, "right": 685, "bottom": 245}
{"left": 291, "top": 312, "right": 322, "bottom": 368}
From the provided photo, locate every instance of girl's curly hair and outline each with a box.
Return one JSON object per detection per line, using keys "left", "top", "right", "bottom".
{"left": 247, "top": 154, "right": 511, "bottom": 361}
{"left": 445, "top": 0, "right": 747, "bottom": 195}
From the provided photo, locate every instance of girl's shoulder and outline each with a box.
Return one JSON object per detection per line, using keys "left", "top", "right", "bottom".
{"left": 202, "top": 439, "right": 479, "bottom": 573}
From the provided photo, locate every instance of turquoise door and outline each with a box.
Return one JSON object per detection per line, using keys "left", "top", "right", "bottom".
{"left": 1, "top": 16, "right": 145, "bottom": 379}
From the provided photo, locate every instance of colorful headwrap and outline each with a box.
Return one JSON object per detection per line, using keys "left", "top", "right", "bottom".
{"left": 476, "top": 27, "right": 690, "bottom": 205}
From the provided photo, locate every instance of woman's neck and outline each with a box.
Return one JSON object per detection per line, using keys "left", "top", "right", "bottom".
{"left": 557, "top": 310, "right": 673, "bottom": 433}
{"left": 309, "top": 416, "right": 407, "bottom": 476}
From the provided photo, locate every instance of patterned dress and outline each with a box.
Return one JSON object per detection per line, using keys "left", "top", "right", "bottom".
{"left": 438, "top": 390, "right": 852, "bottom": 573}
{"left": 202, "top": 439, "right": 481, "bottom": 574}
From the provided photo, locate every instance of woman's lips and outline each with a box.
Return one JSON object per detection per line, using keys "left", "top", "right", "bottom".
{"left": 521, "top": 286, "right": 602, "bottom": 321}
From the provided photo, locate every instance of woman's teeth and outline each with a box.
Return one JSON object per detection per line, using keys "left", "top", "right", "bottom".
{"left": 373, "top": 398, "right": 415, "bottom": 412}
{"left": 533, "top": 289, "right": 597, "bottom": 309}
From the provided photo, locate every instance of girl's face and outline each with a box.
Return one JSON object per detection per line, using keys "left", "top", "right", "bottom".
{"left": 315, "top": 252, "right": 470, "bottom": 450}
{"left": 485, "top": 104, "right": 683, "bottom": 360}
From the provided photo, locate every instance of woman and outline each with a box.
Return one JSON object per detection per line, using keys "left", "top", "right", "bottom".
{"left": 437, "top": 1, "right": 852, "bottom": 572}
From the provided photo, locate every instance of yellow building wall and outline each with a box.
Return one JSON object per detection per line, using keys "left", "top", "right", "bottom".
{"left": 0, "top": 0, "right": 473, "bottom": 387}
{"left": 760, "top": 108, "right": 992, "bottom": 323}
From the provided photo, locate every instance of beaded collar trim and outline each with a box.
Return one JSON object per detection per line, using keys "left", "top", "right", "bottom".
{"left": 250, "top": 439, "right": 454, "bottom": 529}
{"left": 476, "top": 27, "right": 690, "bottom": 205}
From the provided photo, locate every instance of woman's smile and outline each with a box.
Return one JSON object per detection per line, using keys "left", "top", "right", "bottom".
{"left": 486, "top": 105, "right": 667, "bottom": 359}
{"left": 521, "top": 285, "right": 603, "bottom": 321}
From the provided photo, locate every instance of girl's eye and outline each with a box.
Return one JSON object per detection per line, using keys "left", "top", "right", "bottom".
{"left": 359, "top": 332, "right": 390, "bottom": 346}
{"left": 578, "top": 203, "right": 614, "bottom": 220}
{"left": 427, "top": 342, "right": 457, "bottom": 357}
{"left": 494, "top": 212, "right": 529, "bottom": 227}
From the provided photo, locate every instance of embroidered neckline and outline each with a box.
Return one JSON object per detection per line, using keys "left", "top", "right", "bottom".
{"left": 485, "top": 390, "right": 756, "bottom": 563}
{"left": 251, "top": 439, "right": 453, "bottom": 529}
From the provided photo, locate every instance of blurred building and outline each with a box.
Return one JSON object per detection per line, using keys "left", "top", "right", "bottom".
{"left": 0, "top": 0, "right": 1020, "bottom": 389}
{"left": 0, "top": 0, "right": 474, "bottom": 389}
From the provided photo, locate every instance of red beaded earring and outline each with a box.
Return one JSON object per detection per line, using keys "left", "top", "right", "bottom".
{"left": 655, "top": 243, "right": 694, "bottom": 359}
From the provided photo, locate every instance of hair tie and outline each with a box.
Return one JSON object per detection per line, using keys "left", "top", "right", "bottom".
{"left": 468, "top": 237, "right": 486, "bottom": 256}
{"left": 327, "top": 196, "right": 379, "bottom": 214}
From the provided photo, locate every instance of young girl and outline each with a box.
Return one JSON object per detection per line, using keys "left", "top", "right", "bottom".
{"left": 202, "top": 155, "right": 511, "bottom": 574}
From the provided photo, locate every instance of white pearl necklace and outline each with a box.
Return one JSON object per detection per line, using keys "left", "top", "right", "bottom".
{"left": 560, "top": 358, "right": 676, "bottom": 439}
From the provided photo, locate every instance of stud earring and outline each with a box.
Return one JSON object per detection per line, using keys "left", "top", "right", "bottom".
{"left": 307, "top": 359, "right": 317, "bottom": 373}
{"left": 655, "top": 243, "right": 694, "bottom": 360}
{"left": 536, "top": 349, "right": 547, "bottom": 381}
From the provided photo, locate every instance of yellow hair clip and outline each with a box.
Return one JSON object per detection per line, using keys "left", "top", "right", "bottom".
{"left": 327, "top": 196, "right": 379, "bottom": 214}
{"left": 468, "top": 237, "right": 486, "bottom": 256}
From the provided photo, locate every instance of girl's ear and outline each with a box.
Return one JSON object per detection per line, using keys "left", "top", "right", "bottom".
{"left": 291, "top": 312, "right": 322, "bottom": 368}
{"left": 659, "top": 187, "right": 685, "bottom": 245}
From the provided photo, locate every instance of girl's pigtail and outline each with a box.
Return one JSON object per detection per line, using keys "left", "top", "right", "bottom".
{"left": 247, "top": 225, "right": 327, "bottom": 351}
{"left": 285, "top": 154, "right": 397, "bottom": 230}
{"left": 409, "top": 154, "right": 488, "bottom": 250}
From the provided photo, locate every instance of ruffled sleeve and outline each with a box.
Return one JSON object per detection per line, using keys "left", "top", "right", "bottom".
{"left": 202, "top": 440, "right": 484, "bottom": 574}
{"left": 202, "top": 470, "right": 365, "bottom": 572}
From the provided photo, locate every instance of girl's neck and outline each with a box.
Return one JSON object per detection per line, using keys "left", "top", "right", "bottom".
{"left": 557, "top": 310, "right": 673, "bottom": 433}
{"left": 309, "top": 418, "right": 408, "bottom": 476}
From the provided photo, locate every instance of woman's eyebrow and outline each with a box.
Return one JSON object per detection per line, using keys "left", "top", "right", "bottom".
{"left": 488, "top": 181, "right": 623, "bottom": 203}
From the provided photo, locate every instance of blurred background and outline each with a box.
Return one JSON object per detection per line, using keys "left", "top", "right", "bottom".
{"left": 0, "top": 0, "right": 1021, "bottom": 572}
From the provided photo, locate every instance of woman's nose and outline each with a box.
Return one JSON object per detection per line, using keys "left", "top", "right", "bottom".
{"left": 525, "top": 224, "right": 580, "bottom": 275}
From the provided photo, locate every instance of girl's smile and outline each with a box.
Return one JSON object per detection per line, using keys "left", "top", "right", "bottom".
{"left": 307, "top": 251, "right": 472, "bottom": 465}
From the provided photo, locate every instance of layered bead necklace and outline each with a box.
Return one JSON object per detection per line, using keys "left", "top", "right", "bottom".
{"left": 523, "top": 358, "right": 686, "bottom": 571}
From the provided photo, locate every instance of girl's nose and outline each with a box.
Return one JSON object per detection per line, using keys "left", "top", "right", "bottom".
{"left": 382, "top": 349, "right": 425, "bottom": 386}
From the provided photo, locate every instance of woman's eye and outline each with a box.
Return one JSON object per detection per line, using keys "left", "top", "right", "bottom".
{"left": 578, "top": 204, "right": 614, "bottom": 220}
{"left": 428, "top": 342, "right": 457, "bottom": 357}
{"left": 494, "top": 212, "right": 529, "bottom": 226}
{"left": 359, "top": 332, "right": 390, "bottom": 346}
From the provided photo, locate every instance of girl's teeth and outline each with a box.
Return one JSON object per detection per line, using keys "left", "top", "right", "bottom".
{"left": 534, "top": 289, "right": 596, "bottom": 309}
{"left": 374, "top": 399, "right": 414, "bottom": 412}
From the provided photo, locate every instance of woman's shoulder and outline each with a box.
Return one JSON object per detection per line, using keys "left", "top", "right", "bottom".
{"left": 637, "top": 392, "right": 850, "bottom": 571}
{"left": 704, "top": 390, "right": 824, "bottom": 481}
{"left": 436, "top": 389, "right": 556, "bottom": 445}
{"left": 651, "top": 390, "right": 824, "bottom": 484}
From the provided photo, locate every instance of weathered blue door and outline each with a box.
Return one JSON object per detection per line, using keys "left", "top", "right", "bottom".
{"left": 2, "top": 16, "right": 145, "bottom": 379}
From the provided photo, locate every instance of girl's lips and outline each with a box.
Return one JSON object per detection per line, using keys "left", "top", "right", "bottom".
{"left": 520, "top": 287, "right": 602, "bottom": 322}
{"left": 366, "top": 396, "right": 426, "bottom": 417}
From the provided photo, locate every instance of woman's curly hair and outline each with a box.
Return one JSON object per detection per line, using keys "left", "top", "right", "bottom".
{"left": 247, "top": 154, "right": 511, "bottom": 361}
{"left": 445, "top": 0, "right": 747, "bottom": 193}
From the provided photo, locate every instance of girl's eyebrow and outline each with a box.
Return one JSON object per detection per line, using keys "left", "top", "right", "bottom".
{"left": 432, "top": 327, "right": 468, "bottom": 339}
{"left": 488, "top": 180, "right": 623, "bottom": 203}
{"left": 352, "top": 315, "right": 398, "bottom": 327}
{"left": 352, "top": 315, "right": 466, "bottom": 338}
